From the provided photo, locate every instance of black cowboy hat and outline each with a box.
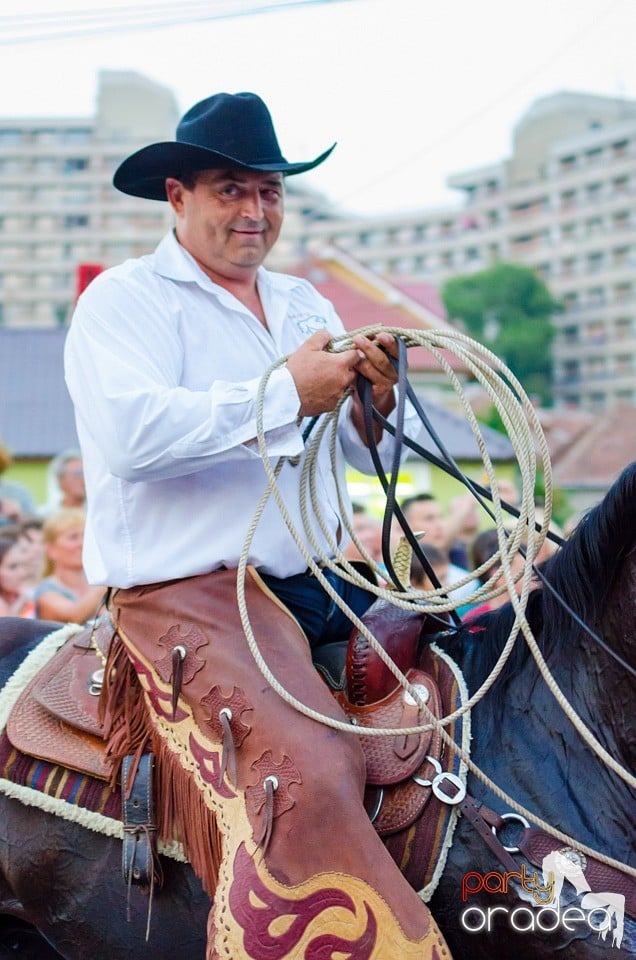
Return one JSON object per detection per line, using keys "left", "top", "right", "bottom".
{"left": 113, "top": 91, "right": 336, "bottom": 201}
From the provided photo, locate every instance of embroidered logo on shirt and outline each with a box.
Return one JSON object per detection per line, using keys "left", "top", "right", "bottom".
{"left": 296, "top": 315, "right": 328, "bottom": 336}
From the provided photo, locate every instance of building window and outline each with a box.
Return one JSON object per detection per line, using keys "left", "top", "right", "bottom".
{"left": 512, "top": 234, "right": 535, "bottom": 247}
{"left": 561, "top": 222, "right": 577, "bottom": 241}
{"left": 612, "top": 247, "right": 630, "bottom": 266}
{"left": 562, "top": 360, "right": 580, "bottom": 382}
{"left": 587, "top": 287, "right": 605, "bottom": 306}
{"left": 615, "top": 354, "right": 633, "bottom": 374}
{"left": 589, "top": 392, "right": 606, "bottom": 412}
{"left": 63, "top": 128, "right": 91, "bottom": 144}
{"left": 62, "top": 188, "right": 91, "bottom": 206}
{"left": 64, "top": 214, "right": 89, "bottom": 229}
{"left": 0, "top": 129, "right": 22, "bottom": 145}
{"left": 33, "top": 129, "right": 60, "bottom": 145}
{"left": 587, "top": 323, "right": 606, "bottom": 344}
{"left": 63, "top": 157, "right": 89, "bottom": 174}
{"left": 587, "top": 356, "right": 605, "bottom": 378}
{"left": 615, "top": 317, "right": 633, "bottom": 338}
{"left": 584, "top": 147, "right": 603, "bottom": 164}
{"left": 560, "top": 190, "right": 577, "bottom": 209}
{"left": 612, "top": 176, "right": 629, "bottom": 195}
{"left": 561, "top": 258, "right": 575, "bottom": 277}
{"left": 33, "top": 157, "right": 59, "bottom": 174}
{"left": 616, "top": 389, "right": 635, "bottom": 403}
{"left": 562, "top": 293, "right": 579, "bottom": 311}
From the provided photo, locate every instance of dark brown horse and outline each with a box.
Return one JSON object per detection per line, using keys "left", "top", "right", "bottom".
{"left": 0, "top": 462, "right": 634, "bottom": 959}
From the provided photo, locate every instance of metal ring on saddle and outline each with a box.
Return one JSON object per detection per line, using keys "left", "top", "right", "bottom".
{"left": 412, "top": 755, "right": 466, "bottom": 805}
{"left": 491, "top": 812, "right": 530, "bottom": 852}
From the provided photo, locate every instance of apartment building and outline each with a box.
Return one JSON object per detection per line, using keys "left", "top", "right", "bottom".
{"left": 293, "top": 92, "right": 636, "bottom": 412}
{"left": 0, "top": 71, "right": 179, "bottom": 327}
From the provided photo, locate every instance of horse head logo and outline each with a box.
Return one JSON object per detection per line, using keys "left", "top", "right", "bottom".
{"left": 296, "top": 315, "right": 328, "bottom": 336}
{"left": 541, "top": 848, "right": 625, "bottom": 949}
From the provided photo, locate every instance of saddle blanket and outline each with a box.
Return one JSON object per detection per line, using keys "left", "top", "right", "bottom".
{"left": 0, "top": 623, "right": 185, "bottom": 860}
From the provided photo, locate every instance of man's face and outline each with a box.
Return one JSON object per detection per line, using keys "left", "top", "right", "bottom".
{"left": 166, "top": 168, "right": 284, "bottom": 284}
{"left": 403, "top": 500, "right": 446, "bottom": 548}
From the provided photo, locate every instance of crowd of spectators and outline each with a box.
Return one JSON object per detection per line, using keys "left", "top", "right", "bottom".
{"left": 346, "top": 481, "right": 566, "bottom": 620}
{"left": 0, "top": 440, "right": 104, "bottom": 625}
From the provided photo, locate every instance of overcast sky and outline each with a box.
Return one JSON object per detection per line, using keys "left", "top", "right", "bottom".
{"left": 1, "top": 0, "right": 635, "bottom": 215}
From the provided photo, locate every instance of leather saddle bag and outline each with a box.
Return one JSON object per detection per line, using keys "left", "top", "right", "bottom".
{"left": 6, "top": 621, "right": 114, "bottom": 780}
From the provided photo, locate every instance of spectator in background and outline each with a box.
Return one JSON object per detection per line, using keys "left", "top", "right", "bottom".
{"left": 0, "top": 534, "right": 35, "bottom": 618}
{"left": 445, "top": 492, "right": 481, "bottom": 569}
{"left": 409, "top": 543, "right": 448, "bottom": 592}
{"left": 463, "top": 528, "right": 526, "bottom": 620}
{"left": 39, "top": 449, "right": 86, "bottom": 516}
{"left": 0, "top": 441, "right": 36, "bottom": 527}
{"left": 34, "top": 508, "right": 104, "bottom": 623}
{"left": 399, "top": 493, "right": 479, "bottom": 603}
{"left": 343, "top": 502, "right": 384, "bottom": 568}
{"left": 17, "top": 516, "right": 45, "bottom": 590}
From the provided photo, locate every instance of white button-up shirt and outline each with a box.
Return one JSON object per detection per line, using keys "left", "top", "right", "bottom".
{"left": 65, "top": 231, "right": 419, "bottom": 587}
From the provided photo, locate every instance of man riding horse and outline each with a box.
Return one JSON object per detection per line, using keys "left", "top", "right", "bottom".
{"left": 64, "top": 91, "right": 452, "bottom": 959}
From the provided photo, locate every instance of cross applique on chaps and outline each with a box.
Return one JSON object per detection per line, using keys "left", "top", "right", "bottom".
{"left": 103, "top": 567, "right": 452, "bottom": 960}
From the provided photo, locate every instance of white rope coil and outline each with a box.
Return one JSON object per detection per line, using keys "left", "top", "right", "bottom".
{"left": 235, "top": 325, "right": 635, "bottom": 876}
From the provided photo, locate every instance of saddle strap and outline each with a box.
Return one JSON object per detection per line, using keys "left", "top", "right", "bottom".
{"left": 455, "top": 792, "right": 520, "bottom": 874}
{"left": 122, "top": 753, "right": 161, "bottom": 889}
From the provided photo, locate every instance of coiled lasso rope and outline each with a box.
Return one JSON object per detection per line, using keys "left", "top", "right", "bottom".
{"left": 236, "top": 325, "right": 636, "bottom": 877}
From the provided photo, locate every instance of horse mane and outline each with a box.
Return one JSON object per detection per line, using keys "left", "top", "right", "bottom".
{"left": 442, "top": 461, "right": 636, "bottom": 688}
{"left": 541, "top": 460, "right": 636, "bottom": 646}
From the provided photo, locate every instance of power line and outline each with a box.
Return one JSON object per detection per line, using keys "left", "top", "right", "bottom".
{"left": 0, "top": 0, "right": 358, "bottom": 45}
{"left": 0, "top": 0, "right": 320, "bottom": 23}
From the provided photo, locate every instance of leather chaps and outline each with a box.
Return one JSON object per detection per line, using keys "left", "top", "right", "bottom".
{"left": 104, "top": 567, "right": 452, "bottom": 960}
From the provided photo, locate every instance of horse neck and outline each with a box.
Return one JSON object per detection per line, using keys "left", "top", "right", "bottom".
{"left": 566, "top": 553, "right": 636, "bottom": 772}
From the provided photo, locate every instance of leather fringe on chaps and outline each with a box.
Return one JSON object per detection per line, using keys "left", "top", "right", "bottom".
{"left": 102, "top": 568, "right": 452, "bottom": 960}
{"left": 100, "top": 629, "right": 224, "bottom": 896}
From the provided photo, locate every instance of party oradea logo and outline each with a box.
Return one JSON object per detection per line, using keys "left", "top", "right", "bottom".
{"left": 460, "top": 847, "right": 625, "bottom": 949}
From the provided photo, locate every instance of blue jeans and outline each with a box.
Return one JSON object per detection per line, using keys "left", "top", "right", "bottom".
{"left": 261, "top": 568, "right": 376, "bottom": 649}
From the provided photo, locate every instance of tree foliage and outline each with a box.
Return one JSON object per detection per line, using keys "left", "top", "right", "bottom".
{"left": 442, "top": 262, "right": 561, "bottom": 405}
